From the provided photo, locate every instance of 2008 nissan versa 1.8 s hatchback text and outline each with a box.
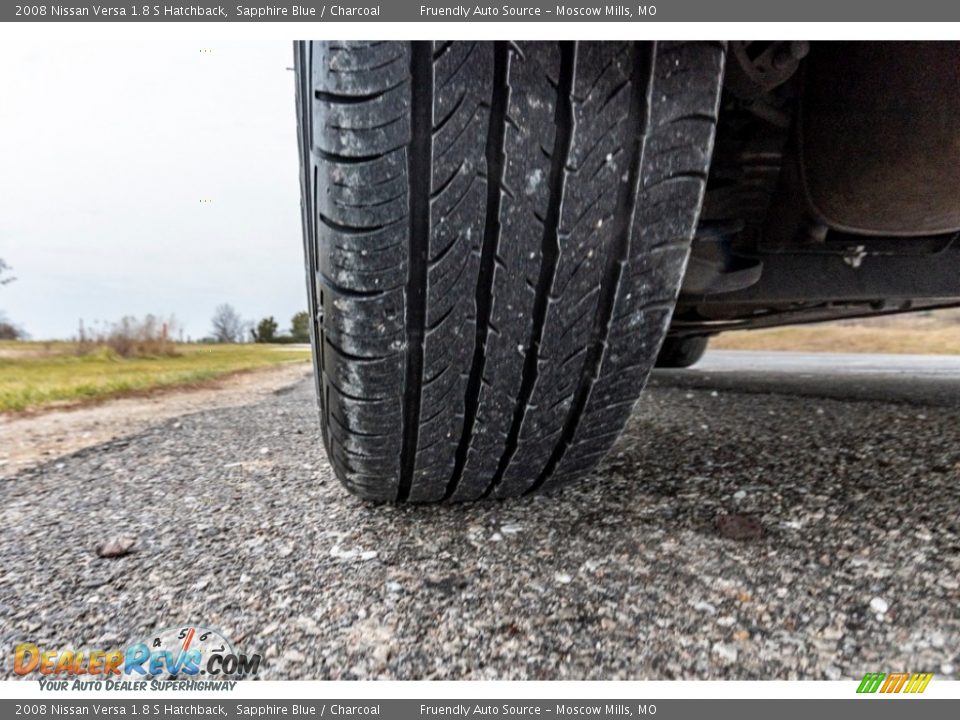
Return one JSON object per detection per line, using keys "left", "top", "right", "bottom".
{"left": 294, "top": 41, "right": 960, "bottom": 503}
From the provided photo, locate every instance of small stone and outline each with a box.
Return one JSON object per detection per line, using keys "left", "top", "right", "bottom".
{"left": 296, "top": 615, "right": 319, "bottom": 634}
{"left": 869, "top": 597, "right": 889, "bottom": 614}
{"left": 711, "top": 642, "right": 738, "bottom": 663}
{"left": 423, "top": 575, "right": 467, "bottom": 595}
{"left": 716, "top": 513, "right": 762, "bottom": 541}
{"left": 364, "top": 646, "right": 389, "bottom": 670}
{"left": 259, "top": 447, "right": 270, "bottom": 455}
{"left": 554, "top": 572, "right": 572, "bottom": 584}
{"left": 282, "top": 649, "right": 306, "bottom": 664}
{"left": 96, "top": 537, "right": 135, "bottom": 558}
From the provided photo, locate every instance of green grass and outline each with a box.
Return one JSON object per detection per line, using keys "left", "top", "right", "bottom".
{"left": 0, "top": 342, "right": 311, "bottom": 413}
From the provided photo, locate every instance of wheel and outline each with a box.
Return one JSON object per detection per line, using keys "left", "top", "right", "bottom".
{"left": 655, "top": 335, "right": 709, "bottom": 368}
{"left": 295, "top": 41, "right": 724, "bottom": 502}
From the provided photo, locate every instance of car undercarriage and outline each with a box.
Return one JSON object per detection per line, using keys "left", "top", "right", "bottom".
{"left": 671, "top": 41, "right": 960, "bottom": 342}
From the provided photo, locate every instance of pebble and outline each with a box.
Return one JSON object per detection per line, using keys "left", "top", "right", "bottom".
{"left": 712, "top": 642, "right": 738, "bottom": 663}
{"left": 95, "top": 537, "right": 135, "bottom": 558}
{"left": 282, "top": 649, "right": 306, "bottom": 664}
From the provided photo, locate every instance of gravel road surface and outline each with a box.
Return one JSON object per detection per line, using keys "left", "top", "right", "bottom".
{"left": 2, "top": 351, "right": 958, "bottom": 680}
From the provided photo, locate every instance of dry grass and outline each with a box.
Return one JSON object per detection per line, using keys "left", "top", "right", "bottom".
{"left": 712, "top": 308, "right": 960, "bottom": 355}
{"left": 76, "top": 314, "right": 178, "bottom": 358}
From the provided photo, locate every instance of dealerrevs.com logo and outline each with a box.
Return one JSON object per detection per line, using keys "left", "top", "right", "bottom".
{"left": 14, "top": 625, "right": 261, "bottom": 690}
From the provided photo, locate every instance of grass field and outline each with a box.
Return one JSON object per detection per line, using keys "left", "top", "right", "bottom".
{"left": 711, "top": 310, "right": 960, "bottom": 355}
{"left": 0, "top": 342, "right": 311, "bottom": 413}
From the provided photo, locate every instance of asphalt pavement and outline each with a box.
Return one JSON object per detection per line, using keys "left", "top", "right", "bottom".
{"left": 653, "top": 349, "right": 960, "bottom": 407}
{"left": 1, "top": 351, "right": 958, "bottom": 680}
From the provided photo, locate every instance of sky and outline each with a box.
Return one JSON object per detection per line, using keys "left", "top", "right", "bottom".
{"left": 0, "top": 39, "right": 306, "bottom": 340}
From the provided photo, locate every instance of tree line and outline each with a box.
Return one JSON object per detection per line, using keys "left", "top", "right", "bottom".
{"left": 210, "top": 303, "right": 310, "bottom": 344}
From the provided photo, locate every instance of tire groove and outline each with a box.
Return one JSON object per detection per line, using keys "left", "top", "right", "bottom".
{"left": 397, "top": 41, "right": 433, "bottom": 502}
{"left": 445, "top": 41, "right": 511, "bottom": 500}
{"left": 314, "top": 78, "right": 407, "bottom": 104}
{"left": 484, "top": 41, "right": 578, "bottom": 498}
{"left": 527, "top": 41, "right": 654, "bottom": 495}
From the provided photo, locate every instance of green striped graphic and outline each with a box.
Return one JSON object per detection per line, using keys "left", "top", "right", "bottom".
{"left": 857, "top": 672, "right": 886, "bottom": 693}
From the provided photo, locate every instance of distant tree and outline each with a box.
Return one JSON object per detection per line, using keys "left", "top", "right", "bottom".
{"left": 0, "top": 259, "right": 14, "bottom": 286}
{"left": 290, "top": 311, "right": 311, "bottom": 343}
{"left": 0, "top": 261, "right": 21, "bottom": 338}
{"left": 210, "top": 303, "right": 244, "bottom": 343}
{"left": 254, "top": 316, "right": 279, "bottom": 343}
{"left": 0, "top": 313, "right": 24, "bottom": 340}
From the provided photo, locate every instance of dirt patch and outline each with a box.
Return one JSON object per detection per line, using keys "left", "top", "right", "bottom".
{"left": 0, "top": 363, "right": 313, "bottom": 475}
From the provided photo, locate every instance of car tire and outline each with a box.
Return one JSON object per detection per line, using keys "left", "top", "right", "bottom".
{"left": 655, "top": 335, "right": 709, "bottom": 368}
{"left": 295, "top": 40, "right": 724, "bottom": 502}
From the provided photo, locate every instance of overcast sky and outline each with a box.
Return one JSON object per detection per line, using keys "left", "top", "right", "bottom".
{"left": 0, "top": 39, "right": 305, "bottom": 340}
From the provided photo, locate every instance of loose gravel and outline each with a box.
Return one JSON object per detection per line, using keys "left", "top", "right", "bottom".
{"left": 1, "top": 372, "right": 958, "bottom": 680}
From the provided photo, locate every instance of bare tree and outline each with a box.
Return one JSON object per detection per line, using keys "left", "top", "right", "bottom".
{"left": 210, "top": 303, "right": 244, "bottom": 343}
{"left": 0, "top": 312, "right": 24, "bottom": 340}
{"left": 0, "top": 259, "right": 14, "bottom": 286}
{"left": 0, "top": 260, "right": 22, "bottom": 338}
